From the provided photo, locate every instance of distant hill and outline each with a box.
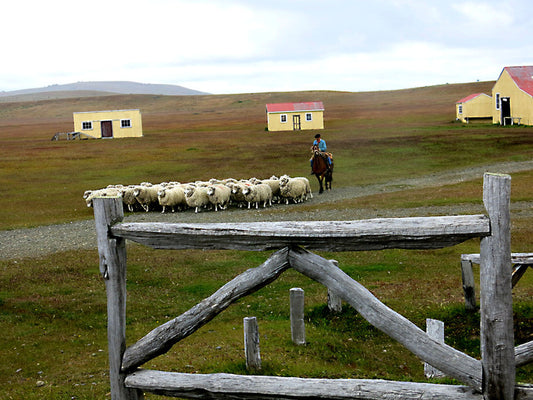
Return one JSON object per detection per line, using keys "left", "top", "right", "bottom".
{"left": 0, "top": 81, "right": 207, "bottom": 102}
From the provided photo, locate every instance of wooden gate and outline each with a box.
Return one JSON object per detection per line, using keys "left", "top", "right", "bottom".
{"left": 93, "top": 173, "right": 533, "bottom": 400}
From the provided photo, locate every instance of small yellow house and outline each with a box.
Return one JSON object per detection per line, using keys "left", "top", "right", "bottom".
{"left": 73, "top": 109, "right": 143, "bottom": 138}
{"left": 266, "top": 102, "right": 324, "bottom": 131}
{"left": 492, "top": 66, "right": 533, "bottom": 125}
{"left": 455, "top": 93, "right": 492, "bottom": 123}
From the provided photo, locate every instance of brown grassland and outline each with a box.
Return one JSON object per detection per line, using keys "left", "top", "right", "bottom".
{"left": 0, "top": 81, "right": 532, "bottom": 399}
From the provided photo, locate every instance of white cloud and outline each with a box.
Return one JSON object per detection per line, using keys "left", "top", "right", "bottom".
{"left": 1, "top": 0, "right": 533, "bottom": 93}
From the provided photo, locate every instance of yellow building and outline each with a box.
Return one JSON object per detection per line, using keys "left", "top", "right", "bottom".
{"left": 266, "top": 102, "right": 324, "bottom": 131}
{"left": 455, "top": 93, "right": 492, "bottom": 123}
{"left": 492, "top": 66, "right": 533, "bottom": 125}
{"left": 73, "top": 109, "right": 143, "bottom": 138}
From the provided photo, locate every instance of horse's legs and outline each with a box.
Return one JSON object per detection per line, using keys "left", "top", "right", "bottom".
{"left": 315, "top": 174, "right": 324, "bottom": 194}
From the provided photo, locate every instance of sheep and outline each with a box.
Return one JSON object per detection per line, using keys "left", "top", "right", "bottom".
{"left": 259, "top": 177, "right": 281, "bottom": 203}
{"left": 120, "top": 185, "right": 141, "bottom": 212}
{"left": 228, "top": 181, "right": 252, "bottom": 208}
{"left": 184, "top": 185, "right": 210, "bottom": 213}
{"left": 279, "top": 175, "right": 312, "bottom": 204}
{"left": 206, "top": 184, "right": 231, "bottom": 211}
{"left": 83, "top": 187, "right": 122, "bottom": 208}
{"left": 157, "top": 185, "right": 187, "bottom": 213}
{"left": 133, "top": 185, "right": 160, "bottom": 212}
{"left": 242, "top": 183, "right": 273, "bottom": 209}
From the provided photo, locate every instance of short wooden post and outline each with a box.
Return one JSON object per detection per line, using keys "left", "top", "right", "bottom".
{"left": 327, "top": 260, "right": 342, "bottom": 312}
{"left": 94, "top": 197, "right": 142, "bottom": 400}
{"left": 460, "top": 259, "right": 477, "bottom": 311}
{"left": 480, "top": 173, "right": 514, "bottom": 400}
{"left": 290, "top": 288, "right": 306, "bottom": 345}
{"left": 244, "top": 317, "right": 261, "bottom": 371}
{"left": 424, "top": 319, "right": 446, "bottom": 378}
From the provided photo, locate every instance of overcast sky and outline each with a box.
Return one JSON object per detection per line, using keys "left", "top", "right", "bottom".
{"left": 2, "top": 0, "right": 532, "bottom": 94}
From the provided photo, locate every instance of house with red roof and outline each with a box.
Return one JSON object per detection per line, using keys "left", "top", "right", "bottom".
{"left": 266, "top": 101, "right": 324, "bottom": 131}
{"left": 492, "top": 66, "right": 533, "bottom": 125}
{"left": 455, "top": 93, "right": 492, "bottom": 123}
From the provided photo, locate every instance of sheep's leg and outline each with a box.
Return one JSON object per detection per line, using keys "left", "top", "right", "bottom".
{"left": 161, "top": 206, "right": 166, "bottom": 214}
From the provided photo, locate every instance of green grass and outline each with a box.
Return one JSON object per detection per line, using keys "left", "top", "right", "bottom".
{"left": 1, "top": 244, "right": 531, "bottom": 399}
{"left": 0, "top": 84, "right": 532, "bottom": 398}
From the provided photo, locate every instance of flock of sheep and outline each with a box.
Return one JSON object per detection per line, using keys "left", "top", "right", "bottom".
{"left": 83, "top": 175, "right": 313, "bottom": 214}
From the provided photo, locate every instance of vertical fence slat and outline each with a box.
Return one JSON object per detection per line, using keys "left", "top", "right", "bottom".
{"left": 480, "top": 173, "right": 514, "bottom": 400}
{"left": 244, "top": 317, "right": 261, "bottom": 371}
{"left": 424, "top": 319, "right": 446, "bottom": 378}
{"left": 461, "top": 259, "right": 477, "bottom": 311}
{"left": 290, "top": 288, "right": 306, "bottom": 345}
{"left": 94, "top": 197, "right": 142, "bottom": 400}
{"left": 327, "top": 260, "right": 343, "bottom": 313}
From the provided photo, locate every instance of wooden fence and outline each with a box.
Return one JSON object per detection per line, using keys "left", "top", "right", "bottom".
{"left": 93, "top": 173, "right": 533, "bottom": 400}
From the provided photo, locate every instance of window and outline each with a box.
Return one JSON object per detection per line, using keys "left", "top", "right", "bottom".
{"left": 280, "top": 114, "right": 287, "bottom": 123}
{"left": 121, "top": 119, "right": 132, "bottom": 128}
{"left": 306, "top": 113, "right": 312, "bottom": 121}
{"left": 82, "top": 121, "right": 93, "bottom": 130}
{"left": 458, "top": 105, "right": 463, "bottom": 114}
{"left": 495, "top": 93, "right": 500, "bottom": 110}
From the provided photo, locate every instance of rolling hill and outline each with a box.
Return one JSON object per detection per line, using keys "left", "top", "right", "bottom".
{"left": 0, "top": 81, "right": 207, "bottom": 102}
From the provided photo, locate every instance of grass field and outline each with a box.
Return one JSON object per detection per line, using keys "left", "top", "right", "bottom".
{"left": 0, "top": 82, "right": 532, "bottom": 399}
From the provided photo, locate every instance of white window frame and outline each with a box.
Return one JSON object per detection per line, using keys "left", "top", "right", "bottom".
{"left": 306, "top": 113, "right": 312, "bottom": 121}
{"left": 458, "top": 105, "right": 463, "bottom": 114}
{"left": 81, "top": 121, "right": 93, "bottom": 130}
{"left": 121, "top": 119, "right": 132, "bottom": 128}
{"left": 495, "top": 93, "right": 500, "bottom": 110}
{"left": 280, "top": 114, "right": 287, "bottom": 123}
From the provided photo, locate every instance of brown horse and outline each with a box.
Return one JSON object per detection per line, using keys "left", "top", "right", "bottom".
{"left": 311, "top": 148, "right": 333, "bottom": 194}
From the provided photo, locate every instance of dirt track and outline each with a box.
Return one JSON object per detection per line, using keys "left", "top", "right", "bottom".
{"left": 1, "top": 160, "right": 532, "bottom": 260}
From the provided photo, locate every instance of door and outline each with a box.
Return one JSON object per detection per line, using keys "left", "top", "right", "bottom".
{"left": 500, "top": 97, "right": 511, "bottom": 126}
{"left": 292, "top": 115, "right": 301, "bottom": 130}
{"left": 101, "top": 121, "right": 113, "bottom": 138}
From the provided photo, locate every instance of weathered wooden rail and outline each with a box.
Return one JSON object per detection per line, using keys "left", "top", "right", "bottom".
{"left": 461, "top": 252, "right": 533, "bottom": 310}
{"left": 93, "top": 173, "right": 533, "bottom": 400}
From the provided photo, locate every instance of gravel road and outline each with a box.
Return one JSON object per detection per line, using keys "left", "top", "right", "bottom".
{"left": 1, "top": 160, "right": 532, "bottom": 260}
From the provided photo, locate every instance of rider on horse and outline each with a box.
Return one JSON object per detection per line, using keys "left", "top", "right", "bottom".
{"left": 310, "top": 133, "right": 332, "bottom": 173}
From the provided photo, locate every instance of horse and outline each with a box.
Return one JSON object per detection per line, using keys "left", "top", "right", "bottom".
{"left": 311, "top": 148, "right": 333, "bottom": 194}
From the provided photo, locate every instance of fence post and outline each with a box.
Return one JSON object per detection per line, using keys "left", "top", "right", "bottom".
{"left": 424, "top": 319, "right": 446, "bottom": 378}
{"left": 94, "top": 197, "right": 142, "bottom": 400}
{"left": 460, "top": 258, "right": 477, "bottom": 311}
{"left": 244, "top": 317, "right": 261, "bottom": 371}
{"left": 290, "top": 288, "right": 306, "bottom": 345}
{"left": 327, "top": 260, "right": 342, "bottom": 313}
{"left": 480, "top": 173, "right": 514, "bottom": 400}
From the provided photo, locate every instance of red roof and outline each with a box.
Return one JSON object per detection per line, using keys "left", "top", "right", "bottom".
{"left": 503, "top": 66, "right": 533, "bottom": 97}
{"left": 266, "top": 101, "right": 324, "bottom": 113}
{"left": 456, "top": 93, "right": 489, "bottom": 104}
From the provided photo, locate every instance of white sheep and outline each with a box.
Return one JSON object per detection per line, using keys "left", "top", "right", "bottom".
{"left": 259, "top": 177, "right": 281, "bottom": 203}
{"left": 157, "top": 185, "right": 187, "bottom": 213}
{"left": 133, "top": 185, "right": 160, "bottom": 212}
{"left": 279, "top": 175, "right": 312, "bottom": 204}
{"left": 242, "top": 183, "right": 273, "bottom": 209}
{"left": 83, "top": 187, "right": 122, "bottom": 208}
{"left": 206, "top": 184, "right": 231, "bottom": 211}
{"left": 184, "top": 185, "right": 210, "bottom": 213}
